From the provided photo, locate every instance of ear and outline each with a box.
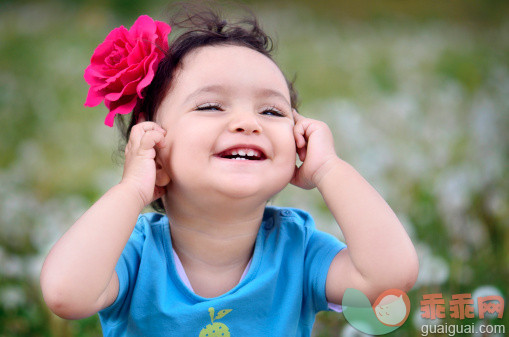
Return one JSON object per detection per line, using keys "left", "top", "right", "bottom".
{"left": 155, "top": 158, "right": 171, "bottom": 187}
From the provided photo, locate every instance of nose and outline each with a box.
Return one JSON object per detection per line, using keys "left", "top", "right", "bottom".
{"left": 228, "top": 111, "right": 262, "bottom": 135}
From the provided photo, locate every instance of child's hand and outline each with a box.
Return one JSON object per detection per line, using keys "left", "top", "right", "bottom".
{"left": 291, "top": 110, "right": 339, "bottom": 190}
{"left": 120, "top": 122, "right": 167, "bottom": 208}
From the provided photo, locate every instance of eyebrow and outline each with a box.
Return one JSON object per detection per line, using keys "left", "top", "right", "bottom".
{"left": 185, "top": 84, "right": 291, "bottom": 107}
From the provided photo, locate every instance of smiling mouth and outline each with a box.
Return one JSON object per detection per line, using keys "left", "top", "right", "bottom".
{"left": 216, "top": 148, "right": 266, "bottom": 161}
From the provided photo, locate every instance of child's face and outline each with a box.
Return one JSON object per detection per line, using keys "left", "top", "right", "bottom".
{"left": 155, "top": 45, "right": 296, "bottom": 202}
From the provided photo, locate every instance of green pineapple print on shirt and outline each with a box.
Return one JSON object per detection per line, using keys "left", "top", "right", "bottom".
{"left": 199, "top": 307, "right": 232, "bottom": 337}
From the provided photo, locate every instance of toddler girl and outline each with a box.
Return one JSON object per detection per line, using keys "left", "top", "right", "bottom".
{"left": 40, "top": 3, "right": 419, "bottom": 336}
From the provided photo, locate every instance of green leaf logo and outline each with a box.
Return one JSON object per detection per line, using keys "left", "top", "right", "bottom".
{"left": 215, "top": 309, "right": 232, "bottom": 320}
{"left": 199, "top": 307, "right": 232, "bottom": 337}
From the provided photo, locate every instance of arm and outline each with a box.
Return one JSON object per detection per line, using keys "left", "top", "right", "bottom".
{"left": 40, "top": 122, "right": 166, "bottom": 319}
{"left": 291, "top": 111, "right": 419, "bottom": 305}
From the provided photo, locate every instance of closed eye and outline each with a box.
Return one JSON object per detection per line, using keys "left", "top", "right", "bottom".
{"left": 261, "top": 106, "right": 285, "bottom": 117}
{"left": 195, "top": 103, "right": 286, "bottom": 117}
{"left": 195, "top": 103, "right": 223, "bottom": 111}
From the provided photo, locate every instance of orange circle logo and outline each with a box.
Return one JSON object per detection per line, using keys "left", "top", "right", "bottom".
{"left": 372, "top": 289, "right": 411, "bottom": 327}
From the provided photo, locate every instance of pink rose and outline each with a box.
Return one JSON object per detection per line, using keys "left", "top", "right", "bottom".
{"left": 84, "top": 15, "right": 171, "bottom": 127}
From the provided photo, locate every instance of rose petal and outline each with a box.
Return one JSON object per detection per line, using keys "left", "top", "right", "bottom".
{"left": 127, "top": 38, "right": 147, "bottom": 66}
{"left": 155, "top": 20, "right": 171, "bottom": 48}
{"left": 130, "top": 15, "right": 157, "bottom": 41}
{"left": 83, "top": 65, "right": 101, "bottom": 86}
{"left": 105, "top": 64, "right": 135, "bottom": 86}
{"left": 104, "top": 95, "right": 138, "bottom": 127}
{"left": 84, "top": 86, "right": 104, "bottom": 107}
{"left": 90, "top": 27, "right": 128, "bottom": 65}
{"left": 84, "top": 67, "right": 108, "bottom": 85}
{"left": 105, "top": 78, "right": 138, "bottom": 101}
{"left": 136, "top": 53, "right": 159, "bottom": 97}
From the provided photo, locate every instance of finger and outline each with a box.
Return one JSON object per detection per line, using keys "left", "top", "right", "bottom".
{"left": 154, "top": 131, "right": 167, "bottom": 149}
{"left": 293, "top": 121, "right": 307, "bottom": 149}
{"left": 139, "top": 130, "right": 166, "bottom": 152}
{"left": 129, "top": 122, "right": 166, "bottom": 148}
{"left": 297, "top": 146, "right": 306, "bottom": 162}
{"left": 130, "top": 122, "right": 166, "bottom": 143}
{"left": 137, "top": 121, "right": 165, "bottom": 132}
{"left": 292, "top": 109, "right": 303, "bottom": 123}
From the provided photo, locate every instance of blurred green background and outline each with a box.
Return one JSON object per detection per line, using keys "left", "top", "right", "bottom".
{"left": 1, "top": 0, "right": 508, "bottom": 336}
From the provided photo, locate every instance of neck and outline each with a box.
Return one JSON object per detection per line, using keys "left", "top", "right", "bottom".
{"left": 164, "top": 192, "right": 266, "bottom": 272}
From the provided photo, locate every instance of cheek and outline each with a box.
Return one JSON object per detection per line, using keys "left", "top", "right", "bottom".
{"left": 167, "top": 135, "right": 194, "bottom": 166}
{"left": 166, "top": 123, "right": 213, "bottom": 169}
{"left": 279, "top": 127, "right": 297, "bottom": 161}
{"left": 275, "top": 128, "right": 298, "bottom": 174}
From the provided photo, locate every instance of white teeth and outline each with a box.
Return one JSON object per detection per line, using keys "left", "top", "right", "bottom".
{"left": 221, "top": 147, "right": 262, "bottom": 160}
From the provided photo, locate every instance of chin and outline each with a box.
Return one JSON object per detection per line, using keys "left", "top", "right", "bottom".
{"left": 216, "top": 176, "right": 291, "bottom": 201}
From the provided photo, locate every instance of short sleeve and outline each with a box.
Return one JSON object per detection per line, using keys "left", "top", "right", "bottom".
{"left": 99, "top": 216, "right": 147, "bottom": 325}
{"left": 304, "top": 227, "right": 346, "bottom": 313}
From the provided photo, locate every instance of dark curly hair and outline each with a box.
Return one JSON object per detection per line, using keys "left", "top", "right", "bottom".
{"left": 116, "top": 0, "right": 300, "bottom": 212}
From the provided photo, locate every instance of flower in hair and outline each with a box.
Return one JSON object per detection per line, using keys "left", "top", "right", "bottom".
{"left": 84, "top": 15, "right": 171, "bottom": 127}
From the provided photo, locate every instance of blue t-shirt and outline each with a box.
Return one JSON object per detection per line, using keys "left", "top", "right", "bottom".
{"left": 99, "top": 206, "right": 346, "bottom": 336}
